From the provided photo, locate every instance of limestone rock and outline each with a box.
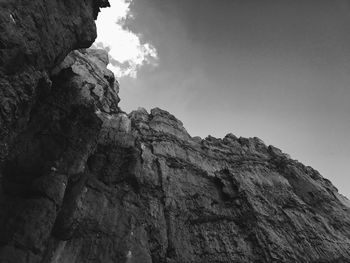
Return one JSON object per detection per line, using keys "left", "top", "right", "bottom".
{"left": 1, "top": 2, "right": 350, "bottom": 263}
{"left": 0, "top": 0, "right": 109, "bottom": 163}
{"left": 0, "top": 47, "right": 117, "bottom": 263}
{"left": 39, "top": 101, "right": 350, "bottom": 263}
{"left": 2, "top": 46, "right": 350, "bottom": 262}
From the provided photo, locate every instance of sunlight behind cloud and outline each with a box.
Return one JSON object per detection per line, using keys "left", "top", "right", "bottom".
{"left": 94, "top": 0, "right": 158, "bottom": 78}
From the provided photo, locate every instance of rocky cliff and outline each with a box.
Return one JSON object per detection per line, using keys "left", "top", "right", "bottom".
{"left": 1, "top": 2, "right": 350, "bottom": 263}
{"left": 0, "top": 0, "right": 109, "bottom": 163}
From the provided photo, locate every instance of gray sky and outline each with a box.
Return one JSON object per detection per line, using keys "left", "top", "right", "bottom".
{"left": 104, "top": 0, "right": 350, "bottom": 197}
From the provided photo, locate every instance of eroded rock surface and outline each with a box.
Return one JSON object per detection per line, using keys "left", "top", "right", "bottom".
{"left": 0, "top": 48, "right": 118, "bottom": 263}
{"left": 1, "top": 2, "right": 350, "bottom": 263}
{"left": 58, "top": 105, "right": 350, "bottom": 263}
{"left": 0, "top": 0, "right": 109, "bottom": 162}
{"left": 1, "top": 48, "right": 350, "bottom": 263}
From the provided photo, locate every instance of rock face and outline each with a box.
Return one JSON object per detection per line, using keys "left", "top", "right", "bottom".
{"left": 43, "top": 103, "right": 350, "bottom": 263}
{"left": 2, "top": 2, "right": 350, "bottom": 263}
{"left": 0, "top": 0, "right": 109, "bottom": 162}
{"left": 2, "top": 48, "right": 350, "bottom": 263}
{"left": 0, "top": 47, "right": 119, "bottom": 262}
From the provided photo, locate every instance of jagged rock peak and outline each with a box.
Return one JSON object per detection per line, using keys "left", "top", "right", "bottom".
{"left": 129, "top": 107, "right": 191, "bottom": 140}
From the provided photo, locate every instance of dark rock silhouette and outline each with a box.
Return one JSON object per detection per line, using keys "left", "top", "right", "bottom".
{"left": 1, "top": 1, "right": 350, "bottom": 263}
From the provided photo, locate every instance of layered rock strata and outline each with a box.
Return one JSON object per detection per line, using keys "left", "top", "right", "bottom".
{"left": 3, "top": 48, "right": 350, "bottom": 262}
{"left": 1, "top": 2, "right": 350, "bottom": 263}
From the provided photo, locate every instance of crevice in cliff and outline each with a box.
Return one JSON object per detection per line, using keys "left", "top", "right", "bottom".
{"left": 52, "top": 171, "right": 89, "bottom": 241}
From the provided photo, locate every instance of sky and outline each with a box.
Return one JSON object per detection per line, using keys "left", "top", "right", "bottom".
{"left": 94, "top": 0, "right": 158, "bottom": 78}
{"left": 95, "top": 0, "right": 350, "bottom": 197}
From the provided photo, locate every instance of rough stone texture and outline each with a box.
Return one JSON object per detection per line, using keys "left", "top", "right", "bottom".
{"left": 43, "top": 105, "right": 350, "bottom": 263}
{"left": 1, "top": 47, "right": 350, "bottom": 263}
{"left": 0, "top": 49, "right": 119, "bottom": 263}
{"left": 2, "top": 2, "right": 350, "bottom": 263}
{"left": 9, "top": 90, "right": 347, "bottom": 263}
{"left": 0, "top": 0, "right": 109, "bottom": 162}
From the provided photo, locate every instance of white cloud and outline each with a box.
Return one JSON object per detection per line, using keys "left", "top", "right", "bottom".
{"left": 94, "top": 0, "right": 158, "bottom": 78}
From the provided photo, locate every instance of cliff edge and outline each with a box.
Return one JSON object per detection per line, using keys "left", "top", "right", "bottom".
{"left": 1, "top": 2, "right": 350, "bottom": 263}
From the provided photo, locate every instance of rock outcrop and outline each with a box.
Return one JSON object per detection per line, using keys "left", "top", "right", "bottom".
{"left": 0, "top": 0, "right": 109, "bottom": 162}
{"left": 0, "top": 47, "right": 119, "bottom": 262}
{"left": 1, "top": 2, "right": 350, "bottom": 263}
{"left": 2, "top": 47, "right": 350, "bottom": 262}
